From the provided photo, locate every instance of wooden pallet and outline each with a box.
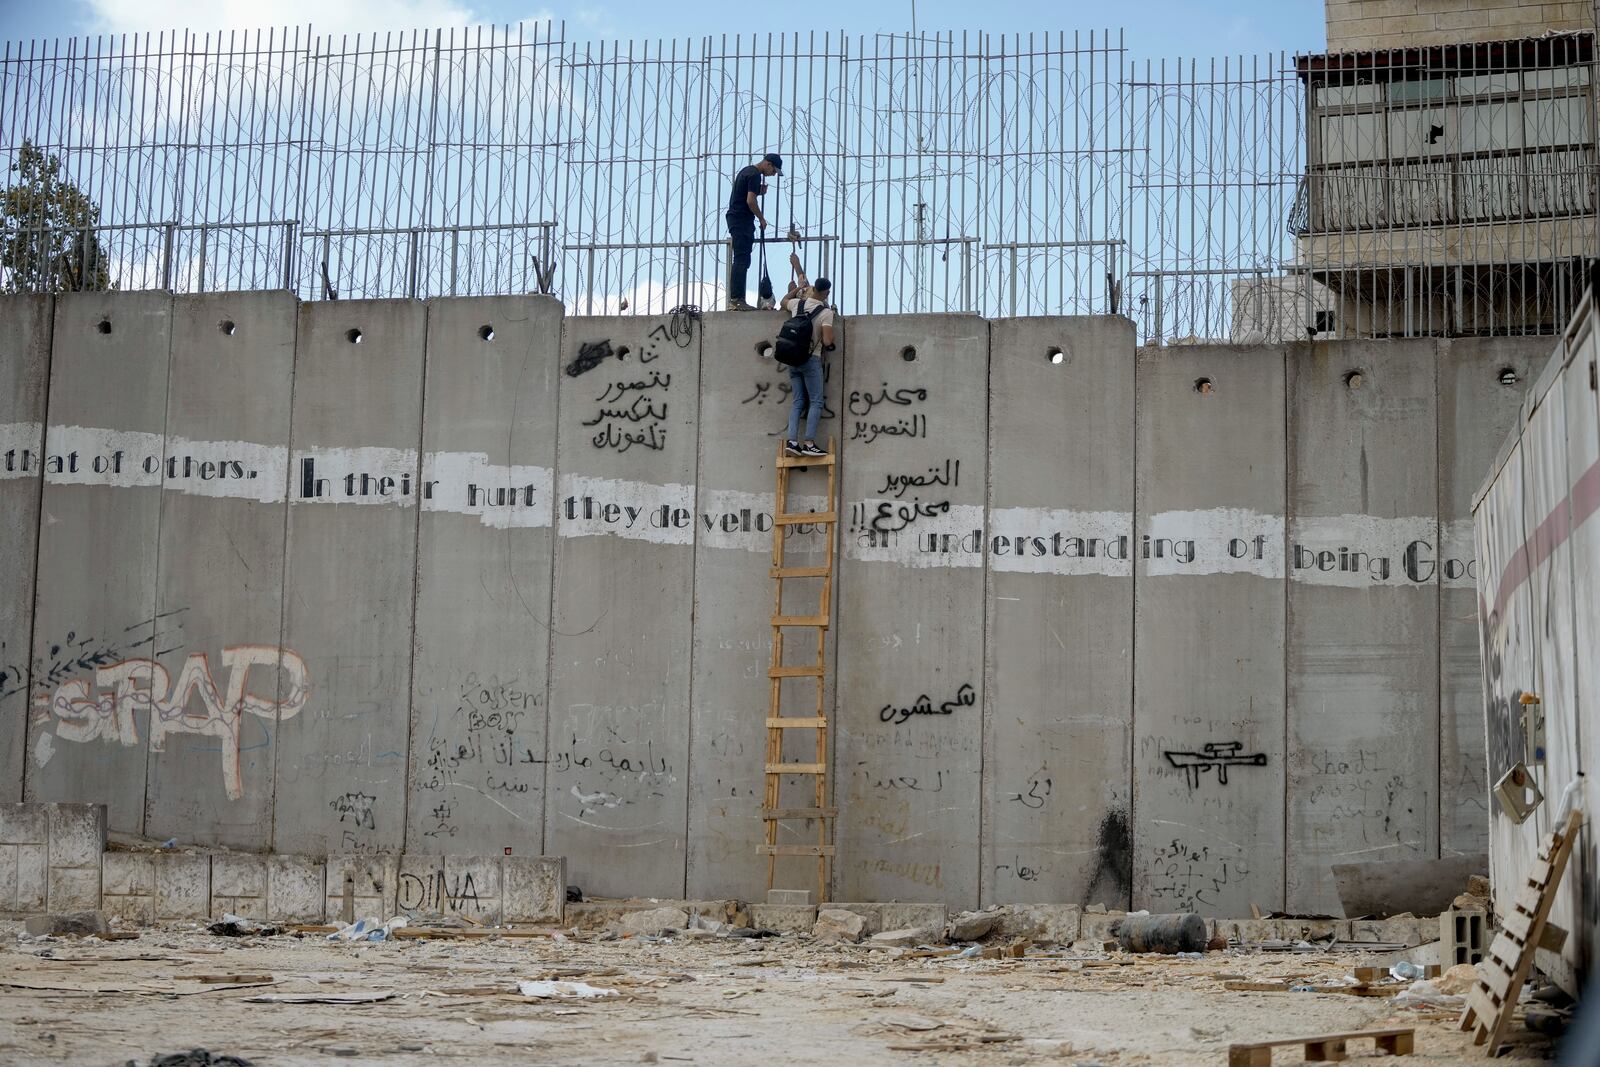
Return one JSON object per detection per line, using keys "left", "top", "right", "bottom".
{"left": 1458, "top": 808, "right": 1583, "bottom": 1056}
{"left": 763, "top": 437, "right": 837, "bottom": 902}
{"left": 1227, "top": 1027, "right": 1414, "bottom": 1065}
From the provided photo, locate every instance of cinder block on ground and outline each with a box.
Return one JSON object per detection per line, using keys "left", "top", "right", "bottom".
{"left": 503, "top": 856, "right": 565, "bottom": 924}
{"left": 1440, "top": 908, "right": 1488, "bottom": 965}
{"left": 154, "top": 854, "right": 211, "bottom": 921}
{"left": 751, "top": 903, "right": 817, "bottom": 934}
{"left": 210, "top": 853, "right": 267, "bottom": 918}
{"left": 826, "top": 903, "right": 885, "bottom": 935}
{"left": 999, "top": 904, "right": 1082, "bottom": 944}
{"left": 46, "top": 803, "right": 106, "bottom": 868}
{"left": 1348, "top": 916, "right": 1426, "bottom": 946}
{"left": 445, "top": 855, "right": 502, "bottom": 924}
{"left": 325, "top": 854, "right": 399, "bottom": 921}
{"left": 881, "top": 903, "right": 947, "bottom": 931}
{"left": 102, "top": 853, "right": 156, "bottom": 923}
{"left": 267, "top": 855, "right": 326, "bottom": 923}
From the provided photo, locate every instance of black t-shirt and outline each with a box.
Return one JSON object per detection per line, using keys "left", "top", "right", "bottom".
{"left": 726, "top": 164, "right": 762, "bottom": 217}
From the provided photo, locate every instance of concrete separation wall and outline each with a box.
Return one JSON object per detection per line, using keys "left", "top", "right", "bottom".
{"left": 3, "top": 292, "right": 1546, "bottom": 914}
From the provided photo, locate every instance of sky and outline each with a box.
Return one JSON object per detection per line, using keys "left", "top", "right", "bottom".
{"left": 0, "top": 0, "right": 1327, "bottom": 60}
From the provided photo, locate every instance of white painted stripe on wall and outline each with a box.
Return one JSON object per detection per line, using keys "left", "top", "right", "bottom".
{"left": 987, "top": 507, "right": 1134, "bottom": 576}
{"left": 42, "top": 425, "right": 164, "bottom": 487}
{"left": 161, "top": 436, "right": 289, "bottom": 503}
{"left": 695, "top": 487, "right": 829, "bottom": 553}
{"left": 289, "top": 446, "right": 421, "bottom": 506}
{"left": 1289, "top": 514, "right": 1440, "bottom": 588}
{"left": 845, "top": 500, "right": 986, "bottom": 568}
{"left": 0, "top": 422, "right": 44, "bottom": 481}
{"left": 1141, "top": 507, "right": 1287, "bottom": 578}
{"left": 557, "top": 473, "right": 695, "bottom": 544}
{"left": 421, "top": 452, "right": 554, "bottom": 529}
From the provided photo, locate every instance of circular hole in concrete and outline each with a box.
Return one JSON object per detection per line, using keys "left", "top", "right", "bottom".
{"left": 1345, "top": 370, "right": 1364, "bottom": 390}
{"left": 1194, "top": 376, "right": 1213, "bottom": 395}
{"left": 220, "top": 320, "right": 237, "bottom": 336}
{"left": 755, "top": 341, "right": 774, "bottom": 359}
{"left": 615, "top": 345, "right": 631, "bottom": 360}
{"left": 478, "top": 324, "right": 495, "bottom": 341}
{"left": 1047, "top": 346, "right": 1065, "bottom": 365}
{"left": 1498, "top": 366, "right": 1520, "bottom": 386}
{"left": 346, "top": 328, "right": 364, "bottom": 345}
{"left": 96, "top": 319, "right": 112, "bottom": 335}
{"left": 900, "top": 345, "right": 917, "bottom": 362}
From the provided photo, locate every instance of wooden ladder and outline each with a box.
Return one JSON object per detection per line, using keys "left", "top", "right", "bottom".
{"left": 761, "top": 436, "right": 838, "bottom": 902}
{"left": 1459, "top": 807, "right": 1584, "bottom": 1056}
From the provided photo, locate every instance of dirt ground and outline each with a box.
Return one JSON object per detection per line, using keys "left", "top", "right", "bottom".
{"left": 0, "top": 920, "right": 1561, "bottom": 1066}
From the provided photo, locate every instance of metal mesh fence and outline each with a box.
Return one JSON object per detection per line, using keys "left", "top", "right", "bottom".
{"left": 1, "top": 24, "right": 1595, "bottom": 337}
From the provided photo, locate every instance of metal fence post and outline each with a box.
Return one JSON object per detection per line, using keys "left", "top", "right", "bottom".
{"left": 161, "top": 222, "right": 177, "bottom": 291}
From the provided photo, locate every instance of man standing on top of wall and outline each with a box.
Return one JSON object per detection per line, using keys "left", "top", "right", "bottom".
{"left": 726, "top": 152, "right": 782, "bottom": 310}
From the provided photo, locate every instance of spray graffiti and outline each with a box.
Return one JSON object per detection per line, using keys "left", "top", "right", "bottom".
{"left": 32, "top": 645, "right": 311, "bottom": 800}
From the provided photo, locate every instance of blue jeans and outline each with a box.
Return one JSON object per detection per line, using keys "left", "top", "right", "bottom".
{"left": 787, "top": 355, "right": 824, "bottom": 442}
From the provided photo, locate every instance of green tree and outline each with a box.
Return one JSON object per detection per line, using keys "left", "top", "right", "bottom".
{"left": 0, "top": 140, "right": 114, "bottom": 293}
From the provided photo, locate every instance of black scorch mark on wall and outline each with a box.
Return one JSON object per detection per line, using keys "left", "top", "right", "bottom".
{"left": 1085, "top": 808, "right": 1132, "bottom": 909}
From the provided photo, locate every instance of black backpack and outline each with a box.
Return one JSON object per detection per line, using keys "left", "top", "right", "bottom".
{"left": 773, "top": 300, "right": 826, "bottom": 366}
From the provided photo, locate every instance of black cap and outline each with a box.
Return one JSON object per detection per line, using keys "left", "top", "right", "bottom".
{"left": 763, "top": 152, "right": 783, "bottom": 174}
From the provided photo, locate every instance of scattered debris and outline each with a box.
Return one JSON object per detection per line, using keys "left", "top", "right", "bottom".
{"left": 326, "top": 916, "right": 409, "bottom": 942}
{"left": 1227, "top": 1027, "right": 1414, "bottom": 1065}
{"left": 127, "top": 1051, "right": 252, "bottom": 1067}
{"left": 23, "top": 911, "right": 110, "bottom": 939}
{"left": 812, "top": 909, "right": 867, "bottom": 943}
{"left": 868, "top": 928, "right": 937, "bottom": 949}
{"left": 946, "top": 909, "right": 1001, "bottom": 942}
{"left": 207, "top": 915, "right": 279, "bottom": 938}
{"left": 241, "top": 992, "right": 394, "bottom": 1004}
{"left": 567, "top": 885, "right": 584, "bottom": 903}
{"left": 517, "top": 980, "right": 619, "bottom": 999}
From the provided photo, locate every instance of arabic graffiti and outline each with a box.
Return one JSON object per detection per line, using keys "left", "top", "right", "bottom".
{"left": 565, "top": 339, "right": 614, "bottom": 378}
{"left": 879, "top": 682, "right": 976, "bottom": 725}
{"left": 1163, "top": 741, "right": 1268, "bottom": 789}
{"left": 579, "top": 333, "right": 673, "bottom": 453}
{"left": 848, "top": 382, "right": 931, "bottom": 444}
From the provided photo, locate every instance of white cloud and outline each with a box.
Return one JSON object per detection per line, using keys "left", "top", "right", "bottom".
{"left": 84, "top": 0, "right": 486, "bottom": 37}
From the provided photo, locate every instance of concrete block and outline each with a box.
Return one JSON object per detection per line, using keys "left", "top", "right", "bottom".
{"left": 1348, "top": 916, "right": 1425, "bottom": 946}
{"left": 683, "top": 899, "right": 747, "bottom": 925}
{"left": 406, "top": 296, "right": 560, "bottom": 855}
{"left": 998, "top": 904, "right": 1082, "bottom": 944}
{"left": 48, "top": 866, "right": 102, "bottom": 911}
{"left": 210, "top": 853, "right": 267, "bottom": 918}
{"left": 751, "top": 903, "right": 817, "bottom": 934}
{"left": 1078, "top": 909, "right": 1128, "bottom": 943}
{"left": 1440, "top": 908, "right": 1489, "bottom": 965}
{"left": 0, "top": 296, "right": 51, "bottom": 806}
{"left": 154, "top": 854, "right": 211, "bottom": 921}
{"left": 881, "top": 903, "right": 947, "bottom": 932}
{"left": 47, "top": 803, "right": 106, "bottom": 868}
{"left": 324, "top": 854, "right": 399, "bottom": 921}
{"left": 266, "top": 855, "right": 326, "bottom": 923}
{"left": 564, "top": 900, "right": 662, "bottom": 927}
{"left": 25, "top": 910, "right": 108, "bottom": 938}
{"left": 826, "top": 902, "right": 885, "bottom": 935}
{"left": 767, "top": 889, "right": 813, "bottom": 906}
{"left": 621, "top": 906, "right": 689, "bottom": 933}
{"left": 503, "top": 855, "right": 566, "bottom": 924}
{"left": 13, "top": 845, "right": 47, "bottom": 913}
{"left": 445, "top": 855, "right": 502, "bottom": 924}
{"left": 1275, "top": 918, "right": 1343, "bottom": 942}
{"left": 1216, "top": 918, "right": 1279, "bottom": 944}
{"left": 814, "top": 908, "right": 867, "bottom": 942}
{"left": 0, "top": 804, "right": 48, "bottom": 844}
{"left": 103, "top": 853, "right": 156, "bottom": 897}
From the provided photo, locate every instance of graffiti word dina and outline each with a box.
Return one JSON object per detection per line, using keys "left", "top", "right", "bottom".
{"left": 399, "top": 870, "right": 483, "bottom": 914}
{"left": 33, "top": 645, "right": 310, "bottom": 801}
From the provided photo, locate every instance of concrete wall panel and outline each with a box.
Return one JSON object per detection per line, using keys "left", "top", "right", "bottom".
{"left": 27, "top": 293, "right": 172, "bottom": 833}
{"left": 0, "top": 296, "right": 52, "bottom": 803}
{"left": 983, "top": 317, "right": 1134, "bottom": 908}
{"left": 1286, "top": 340, "right": 1438, "bottom": 915}
{"left": 836, "top": 315, "right": 988, "bottom": 909}
{"left": 407, "top": 296, "right": 562, "bottom": 854}
{"left": 545, "top": 315, "right": 700, "bottom": 897}
{"left": 1438, "top": 339, "right": 1546, "bottom": 858}
{"left": 1133, "top": 345, "right": 1286, "bottom": 916}
{"left": 274, "top": 300, "right": 426, "bottom": 854}
{"left": 144, "top": 292, "right": 298, "bottom": 849}
{"left": 686, "top": 312, "right": 844, "bottom": 899}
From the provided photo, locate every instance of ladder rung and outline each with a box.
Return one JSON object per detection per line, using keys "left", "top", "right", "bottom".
{"left": 777, "top": 453, "right": 835, "bottom": 467}
{"left": 772, "top": 615, "right": 829, "bottom": 627}
{"left": 758, "top": 844, "right": 836, "bottom": 856}
{"left": 761, "top": 807, "right": 837, "bottom": 820}
{"left": 770, "top": 565, "right": 831, "bottom": 578}
{"left": 774, "top": 511, "right": 836, "bottom": 525}
{"left": 768, "top": 665, "right": 824, "bottom": 678}
{"left": 765, "top": 762, "right": 826, "bottom": 774}
{"left": 767, "top": 716, "right": 828, "bottom": 729}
